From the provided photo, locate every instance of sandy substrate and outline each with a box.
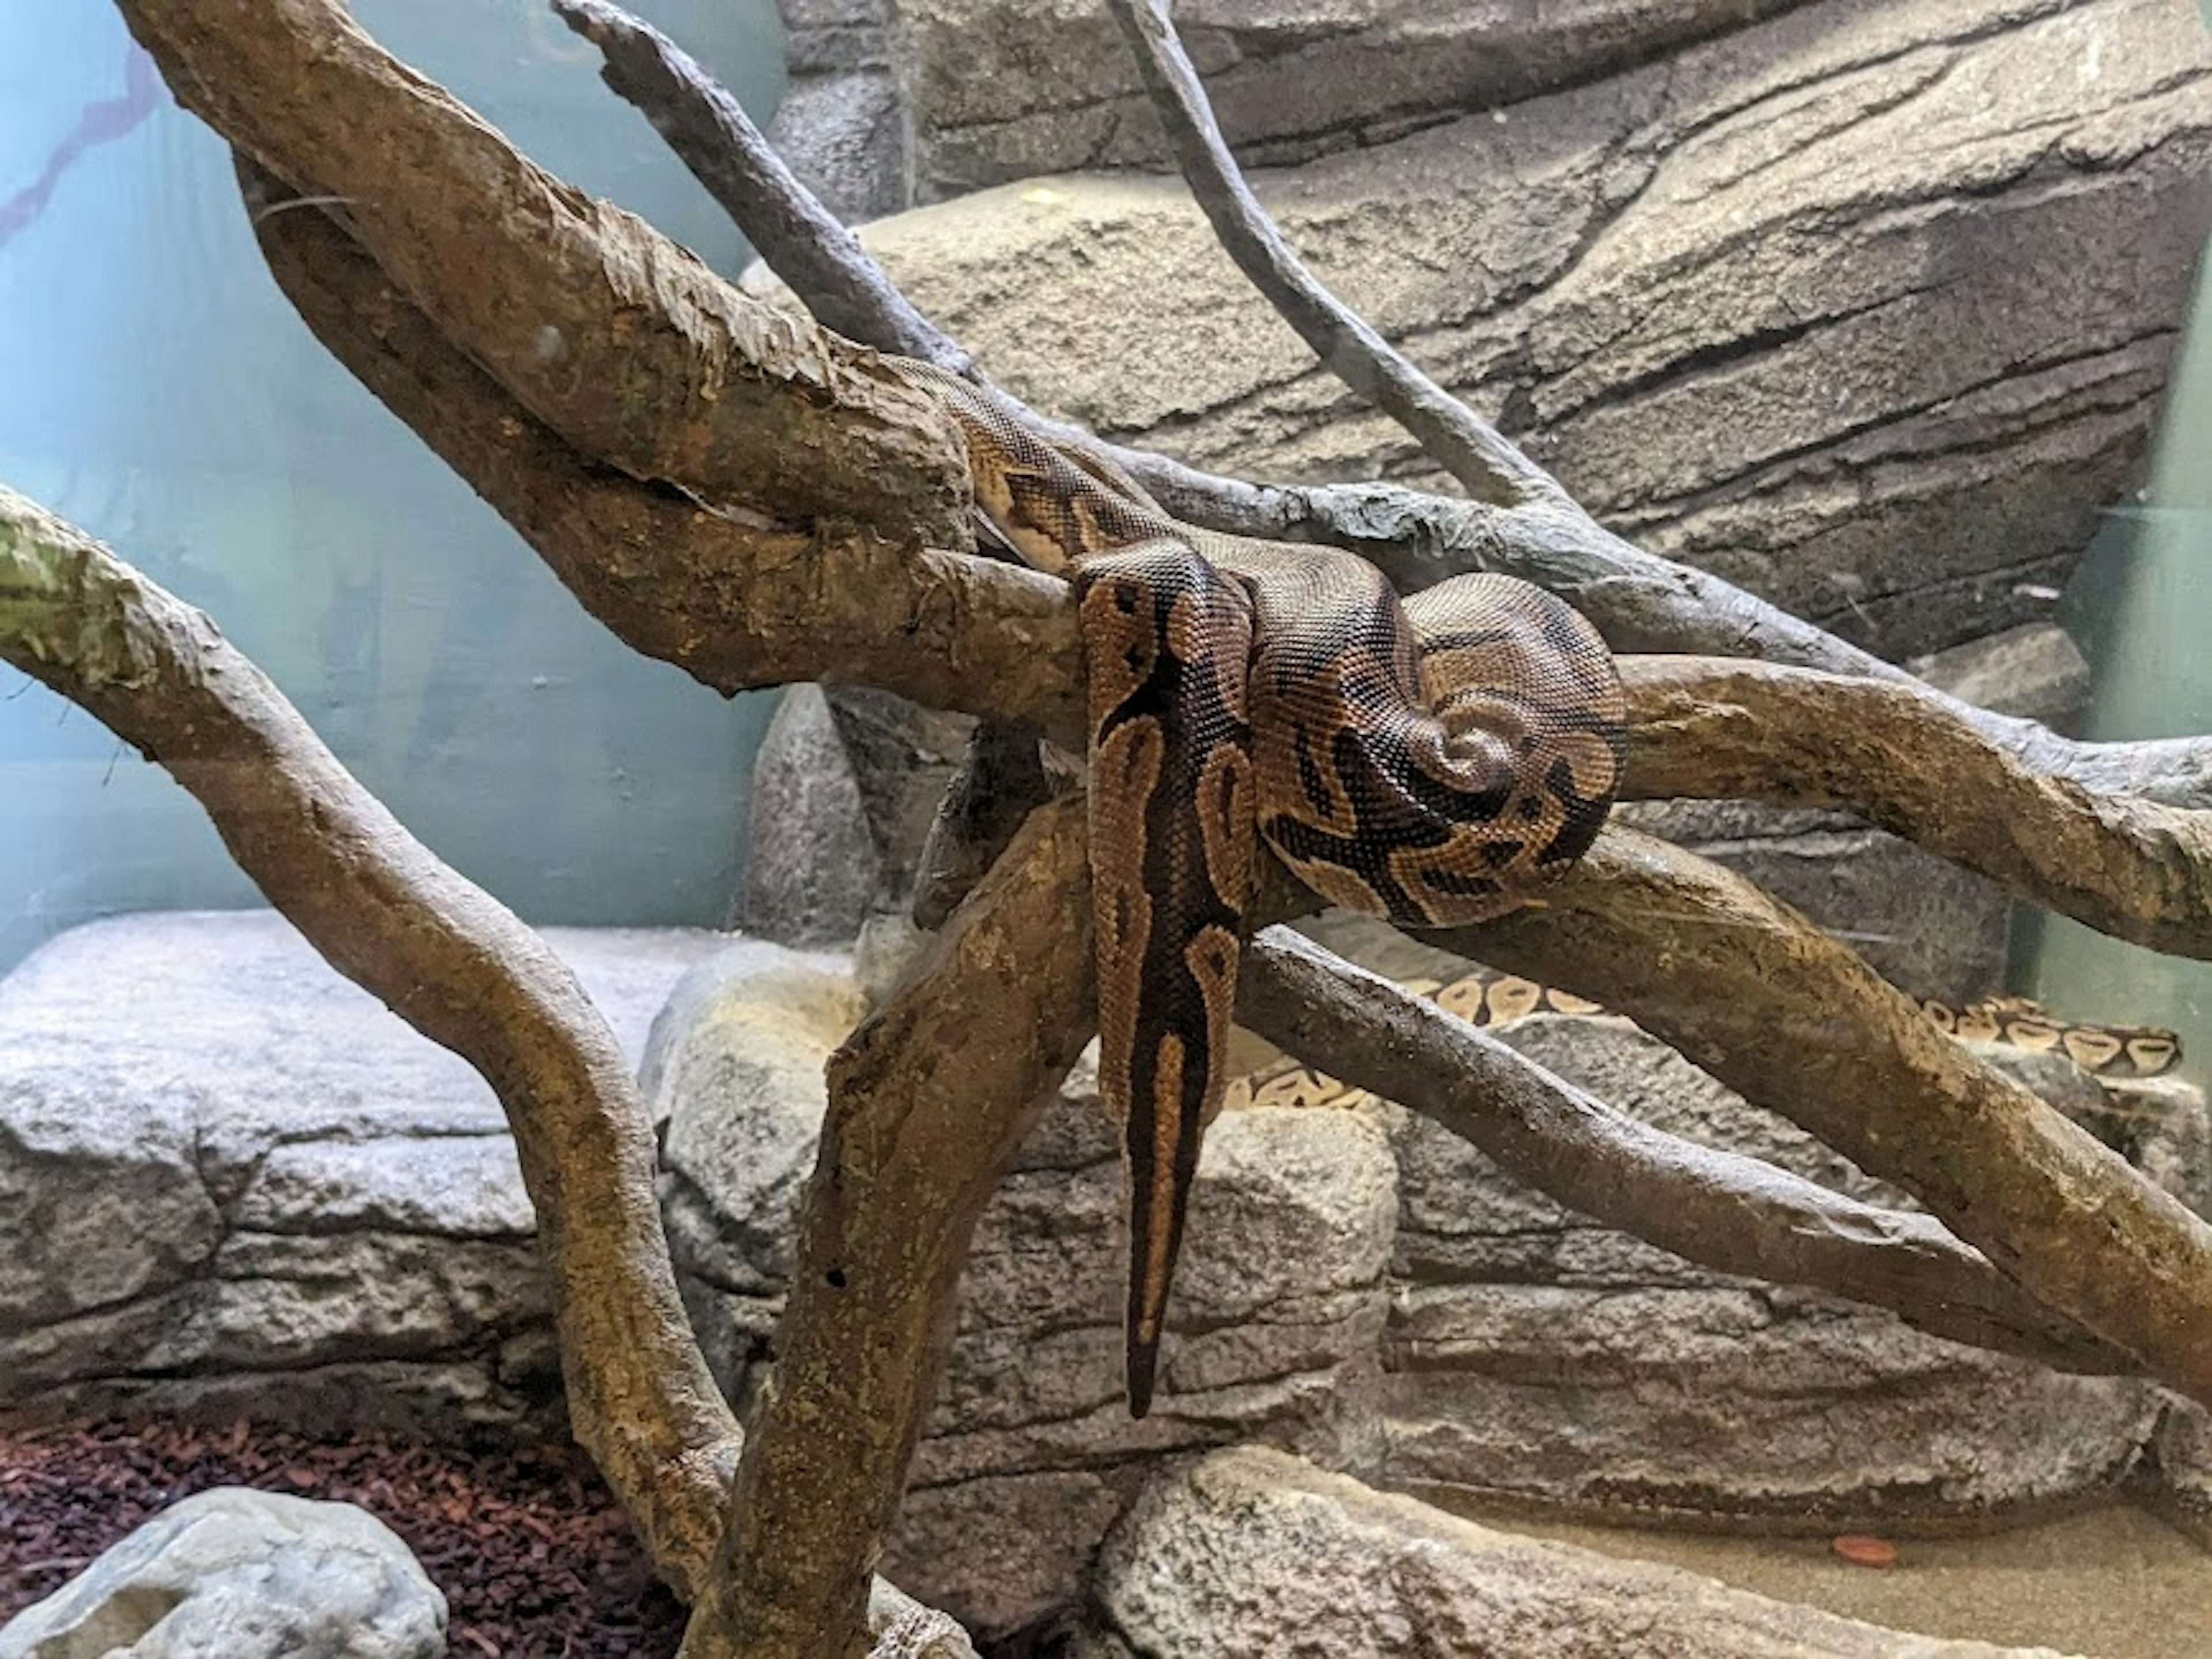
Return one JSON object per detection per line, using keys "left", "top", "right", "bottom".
{"left": 1496, "top": 1506, "right": 2212, "bottom": 1659}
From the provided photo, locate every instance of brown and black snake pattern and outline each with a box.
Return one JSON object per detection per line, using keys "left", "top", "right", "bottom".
{"left": 899, "top": 362, "right": 1627, "bottom": 1416}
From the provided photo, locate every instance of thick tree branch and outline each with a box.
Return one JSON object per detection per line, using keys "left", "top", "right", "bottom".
{"left": 1237, "top": 930, "right": 2133, "bottom": 1376}
{"left": 689, "top": 797, "right": 1096, "bottom": 1659}
{"left": 0, "top": 487, "right": 738, "bottom": 1599}
{"left": 119, "top": 0, "right": 971, "bottom": 547}
{"left": 1618, "top": 657, "right": 2212, "bottom": 959}
{"left": 1441, "top": 831, "right": 2212, "bottom": 1408}
{"left": 1105, "top": 0, "right": 1555, "bottom": 509}
{"left": 237, "top": 164, "right": 1086, "bottom": 741}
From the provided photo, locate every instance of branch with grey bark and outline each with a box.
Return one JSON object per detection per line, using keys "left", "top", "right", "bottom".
{"left": 1236, "top": 930, "right": 2138, "bottom": 1377}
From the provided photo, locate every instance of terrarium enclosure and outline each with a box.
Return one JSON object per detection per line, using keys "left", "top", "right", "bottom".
{"left": 2, "top": 2, "right": 2210, "bottom": 1657}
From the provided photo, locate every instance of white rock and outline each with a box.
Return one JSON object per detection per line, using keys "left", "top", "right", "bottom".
{"left": 1096, "top": 1448, "right": 2075, "bottom": 1658}
{"left": 0, "top": 1487, "right": 445, "bottom": 1659}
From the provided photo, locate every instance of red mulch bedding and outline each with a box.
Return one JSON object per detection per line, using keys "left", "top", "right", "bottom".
{"left": 0, "top": 1414, "right": 685, "bottom": 1656}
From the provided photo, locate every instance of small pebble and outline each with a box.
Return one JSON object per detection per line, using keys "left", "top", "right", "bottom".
{"left": 1831, "top": 1533, "right": 1899, "bottom": 1569}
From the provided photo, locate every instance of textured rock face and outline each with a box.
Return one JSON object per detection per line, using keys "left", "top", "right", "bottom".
{"left": 892, "top": 0, "right": 1820, "bottom": 194}
{"left": 0, "top": 911, "right": 725, "bottom": 1435}
{"left": 733, "top": 684, "right": 975, "bottom": 945}
{"left": 1093, "top": 1448, "right": 2074, "bottom": 1659}
{"left": 789, "top": 0, "right": 2211, "bottom": 662}
{"left": 1382, "top": 1019, "right": 2166, "bottom": 1525}
{"left": 0, "top": 1487, "right": 446, "bottom": 1659}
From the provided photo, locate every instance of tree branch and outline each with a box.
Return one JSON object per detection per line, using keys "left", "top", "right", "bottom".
{"left": 1105, "top": 0, "right": 1555, "bottom": 509}
{"left": 1441, "top": 831, "right": 2212, "bottom": 1408}
{"left": 119, "top": 0, "right": 971, "bottom": 547}
{"left": 688, "top": 797, "right": 1096, "bottom": 1658}
{"left": 1617, "top": 657, "right": 2212, "bottom": 959}
{"left": 550, "top": 0, "right": 2212, "bottom": 816}
{"left": 547, "top": 0, "right": 965, "bottom": 375}
{"left": 236, "top": 161, "right": 1085, "bottom": 740}
{"left": 1237, "top": 930, "right": 2133, "bottom": 1376}
{"left": 0, "top": 487, "right": 738, "bottom": 1599}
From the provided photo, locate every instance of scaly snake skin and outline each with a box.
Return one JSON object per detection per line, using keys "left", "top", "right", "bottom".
{"left": 899, "top": 362, "right": 1625, "bottom": 1416}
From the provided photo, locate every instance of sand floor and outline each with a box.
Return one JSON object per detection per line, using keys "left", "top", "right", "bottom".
{"left": 1490, "top": 1505, "right": 2211, "bottom": 1658}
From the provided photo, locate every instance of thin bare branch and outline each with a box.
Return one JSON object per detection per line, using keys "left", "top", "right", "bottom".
{"left": 1105, "top": 0, "right": 1554, "bottom": 507}
{"left": 548, "top": 0, "right": 964, "bottom": 374}
{"left": 1237, "top": 929, "right": 2133, "bottom": 1376}
{"left": 1444, "top": 830, "right": 2212, "bottom": 1408}
{"left": 689, "top": 797, "right": 1097, "bottom": 1658}
{"left": 0, "top": 486, "right": 739, "bottom": 1599}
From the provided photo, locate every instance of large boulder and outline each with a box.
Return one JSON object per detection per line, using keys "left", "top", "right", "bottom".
{"left": 0, "top": 911, "right": 725, "bottom": 1437}
{"left": 778, "top": 0, "right": 2210, "bottom": 662}
{"left": 892, "top": 0, "right": 1816, "bottom": 193}
{"left": 1092, "top": 1447, "right": 2075, "bottom": 1658}
{"left": 0, "top": 1487, "right": 445, "bottom": 1659}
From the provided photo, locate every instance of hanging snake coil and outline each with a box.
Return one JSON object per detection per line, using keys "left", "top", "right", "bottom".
{"left": 900, "top": 362, "right": 1627, "bottom": 1416}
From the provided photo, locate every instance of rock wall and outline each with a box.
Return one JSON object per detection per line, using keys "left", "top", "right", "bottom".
{"left": 795, "top": 0, "right": 2211, "bottom": 662}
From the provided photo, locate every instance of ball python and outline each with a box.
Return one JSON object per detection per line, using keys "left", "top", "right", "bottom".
{"left": 897, "top": 361, "right": 1627, "bottom": 1416}
{"left": 1224, "top": 967, "right": 2184, "bottom": 1114}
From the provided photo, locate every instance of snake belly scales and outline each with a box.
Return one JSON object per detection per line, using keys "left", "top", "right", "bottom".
{"left": 902, "top": 362, "right": 1626, "bottom": 1418}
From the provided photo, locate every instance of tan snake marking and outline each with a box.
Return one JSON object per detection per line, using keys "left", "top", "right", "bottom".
{"left": 899, "top": 361, "right": 1626, "bottom": 1416}
{"left": 1222, "top": 969, "right": 2185, "bottom": 1115}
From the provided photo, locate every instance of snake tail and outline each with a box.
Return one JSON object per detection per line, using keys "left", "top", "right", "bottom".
{"left": 1078, "top": 541, "right": 1259, "bottom": 1418}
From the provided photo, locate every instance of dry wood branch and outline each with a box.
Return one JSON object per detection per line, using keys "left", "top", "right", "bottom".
{"left": 0, "top": 487, "right": 738, "bottom": 1599}
{"left": 1106, "top": 0, "right": 1555, "bottom": 509}
{"left": 1442, "top": 830, "right": 2212, "bottom": 1408}
{"left": 1237, "top": 929, "right": 2132, "bottom": 1376}
{"left": 548, "top": 0, "right": 963, "bottom": 374}
{"left": 1620, "top": 657, "right": 2212, "bottom": 959}
{"left": 238, "top": 164, "right": 1085, "bottom": 740}
{"left": 118, "top": 0, "right": 970, "bottom": 546}
{"left": 688, "top": 797, "right": 1096, "bottom": 1659}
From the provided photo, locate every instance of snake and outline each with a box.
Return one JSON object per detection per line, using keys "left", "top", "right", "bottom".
{"left": 897, "top": 361, "right": 1627, "bottom": 1417}
{"left": 1224, "top": 968, "right": 2184, "bottom": 1113}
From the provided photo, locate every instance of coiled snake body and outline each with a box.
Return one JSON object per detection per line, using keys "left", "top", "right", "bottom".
{"left": 901, "top": 362, "right": 1627, "bottom": 1416}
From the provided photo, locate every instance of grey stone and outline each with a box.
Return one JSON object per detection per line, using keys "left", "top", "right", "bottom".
{"left": 791, "top": 0, "right": 2211, "bottom": 662}
{"left": 732, "top": 683, "right": 882, "bottom": 945}
{"left": 0, "top": 910, "right": 725, "bottom": 1435}
{"left": 771, "top": 72, "right": 910, "bottom": 224}
{"left": 892, "top": 0, "right": 1818, "bottom": 195}
{"left": 821, "top": 687, "right": 975, "bottom": 907}
{"left": 642, "top": 936, "right": 865, "bottom": 1304}
{"left": 0, "top": 1486, "right": 445, "bottom": 1659}
{"left": 1094, "top": 1447, "right": 2074, "bottom": 1658}
{"left": 1377, "top": 1010, "right": 2174, "bottom": 1524}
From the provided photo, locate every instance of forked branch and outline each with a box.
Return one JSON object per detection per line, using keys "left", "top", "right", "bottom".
{"left": 0, "top": 488, "right": 739, "bottom": 1600}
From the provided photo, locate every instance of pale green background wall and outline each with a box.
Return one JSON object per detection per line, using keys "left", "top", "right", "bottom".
{"left": 2027, "top": 252, "right": 2212, "bottom": 1092}
{"left": 0, "top": 2, "right": 785, "bottom": 974}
